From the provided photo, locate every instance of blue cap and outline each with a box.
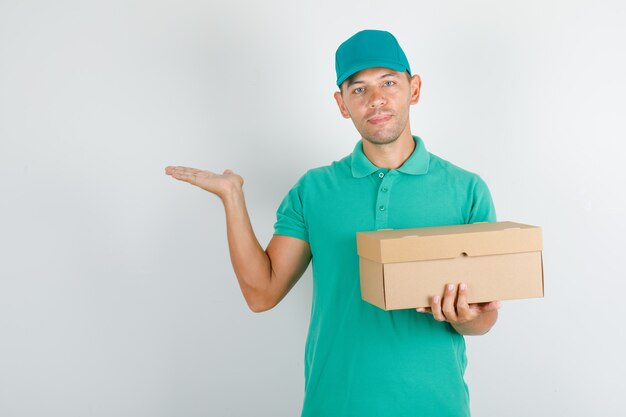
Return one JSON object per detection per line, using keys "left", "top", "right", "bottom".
{"left": 335, "top": 30, "right": 411, "bottom": 87}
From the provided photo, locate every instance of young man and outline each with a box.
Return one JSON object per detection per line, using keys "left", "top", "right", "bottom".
{"left": 166, "top": 30, "right": 500, "bottom": 417}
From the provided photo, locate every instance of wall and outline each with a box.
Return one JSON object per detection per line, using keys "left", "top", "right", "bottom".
{"left": 1, "top": 0, "right": 624, "bottom": 415}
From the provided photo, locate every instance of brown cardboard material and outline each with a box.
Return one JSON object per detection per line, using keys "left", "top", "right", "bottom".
{"left": 356, "top": 221, "right": 544, "bottom": 310}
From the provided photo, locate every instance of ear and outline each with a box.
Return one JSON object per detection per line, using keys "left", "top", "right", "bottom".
{"left": 333, "top": 90, "right": 351, "bottom": 119}
{"left": 409, "top": 74, "right": 422, "bottom": 105}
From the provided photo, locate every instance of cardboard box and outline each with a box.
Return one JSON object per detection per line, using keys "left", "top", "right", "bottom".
{"left": 356, "top": 221, "right": 544, "bottom": 310}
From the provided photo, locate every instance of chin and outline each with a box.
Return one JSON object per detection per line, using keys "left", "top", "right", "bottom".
{"left": 357, "top": 122, "right": 406, "bottom": 145}
{"left": 362, "top": 132, "right": 401, "bottom": 145}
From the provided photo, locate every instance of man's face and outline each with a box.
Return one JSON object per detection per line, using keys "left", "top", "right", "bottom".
{"left": 334, "top": 67, "right": 421, "bottom": 145}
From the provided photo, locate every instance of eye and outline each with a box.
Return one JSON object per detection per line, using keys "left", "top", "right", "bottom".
{"left": 353, "top": 87, "right": 365, "bottom": 94}
{"left": 383, "top": 80, "right": 396, "bottom": 87}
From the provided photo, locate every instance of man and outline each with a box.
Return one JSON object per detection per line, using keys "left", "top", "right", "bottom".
{"left": 165, "top": 30, "right": 500, "bottom": 417}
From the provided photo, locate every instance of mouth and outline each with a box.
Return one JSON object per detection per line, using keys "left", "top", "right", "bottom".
{"left": 367, "top": 114, "right": 393, "bottom": 125}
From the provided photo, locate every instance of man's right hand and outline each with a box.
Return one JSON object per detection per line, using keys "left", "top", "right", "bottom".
{"left": 164, "top": 164, "right": 311, "bottom": 312}
{"left": 165, "top": 166, "right": 243, "bottom": 199}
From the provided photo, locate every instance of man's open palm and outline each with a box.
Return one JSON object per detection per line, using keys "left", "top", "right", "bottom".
{"left": 165, "top": 166, "right": 243, "bottom": 199}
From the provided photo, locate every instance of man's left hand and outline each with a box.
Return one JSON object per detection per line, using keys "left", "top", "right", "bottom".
{"left": 416, "top": 283, "right": 500, "bottom": 335}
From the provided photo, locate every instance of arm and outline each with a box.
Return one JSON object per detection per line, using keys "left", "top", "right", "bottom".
{"left": 165, "top": 166, "right": 311, "bottom": 313}
{"left": 416, "top": 283, "right": 500, "bottom": 336}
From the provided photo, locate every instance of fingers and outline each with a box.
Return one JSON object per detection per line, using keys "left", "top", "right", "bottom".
{"left": 165, "top": 166, "right": 214, "bottom": 185}
{"left": 455, "top": 283, "right": 472, "bottom": 322}
{"left": 165, "top": 166, "right": 202, "bottom": 175}
{"left": 425, "top": 283, "right": 468, "bottom": 323}
{"left": 430, "top": 295, "right": 445, "bottom": 321}
{"left": 419, "top": 283, "right": 501, "bottom": 323}
{"left": 171, "top": 170, "right": 200, "bottom": 184}
{"left": 441, "top": 283, "right": 458, "bottom": 322}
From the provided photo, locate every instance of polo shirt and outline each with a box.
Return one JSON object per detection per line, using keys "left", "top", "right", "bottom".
{"left": 274, "top": 135, "right": 496, "bottom": 417}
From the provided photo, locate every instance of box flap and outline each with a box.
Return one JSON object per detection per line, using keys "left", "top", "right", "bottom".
{"left": 356, "top": 221, "right": 542, "bottom": 263}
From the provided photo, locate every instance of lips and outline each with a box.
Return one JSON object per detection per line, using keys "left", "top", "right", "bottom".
{"left": 368, "top": 114, "right": 393, "bottom": 125}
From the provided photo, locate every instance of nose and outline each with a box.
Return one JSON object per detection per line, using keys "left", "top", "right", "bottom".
{"left": 368, "top": 88, "right": 386, "bottom": 108}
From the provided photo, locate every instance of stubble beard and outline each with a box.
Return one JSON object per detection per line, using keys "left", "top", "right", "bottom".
{"left": 358, "top": 112, "right": 409, "bottom": 146}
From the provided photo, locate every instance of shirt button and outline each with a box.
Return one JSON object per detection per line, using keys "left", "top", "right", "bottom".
{"left": 381, "top": 186, "right": 388, "bottom": 192}
{"left": 379, "top": 205, "right": 385, "bottom": 211}
{"left": 378, "top": 172, "right": 385, "bottom": 178}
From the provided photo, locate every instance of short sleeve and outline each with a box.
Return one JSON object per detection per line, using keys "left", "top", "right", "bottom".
{"left": 273, "top": 176, "right": 309, "bottom": 242}
{"left": 468, "top": 176, "right": 497, "bottom": 223}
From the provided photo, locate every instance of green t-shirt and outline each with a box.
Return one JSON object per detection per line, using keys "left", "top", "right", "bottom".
{"left": 274, "top": 136, "right": 496, "bottom": 417}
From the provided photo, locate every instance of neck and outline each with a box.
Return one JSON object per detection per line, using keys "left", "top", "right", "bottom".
{"left": 362, "top": 125, "right": 415, "bottom": 170}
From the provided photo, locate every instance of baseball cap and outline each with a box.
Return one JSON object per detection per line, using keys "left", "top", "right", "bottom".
{"left": 335, "top": 30, "right": 411, "bottom": 87}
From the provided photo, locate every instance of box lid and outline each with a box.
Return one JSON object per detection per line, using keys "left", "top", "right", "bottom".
{"left": 356, "top": 221, "right": 542, "bottom": 263}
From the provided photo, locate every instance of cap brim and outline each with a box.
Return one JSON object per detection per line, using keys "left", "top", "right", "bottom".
{"left": 336, "top": 60, "right": 410, "bottom": 87}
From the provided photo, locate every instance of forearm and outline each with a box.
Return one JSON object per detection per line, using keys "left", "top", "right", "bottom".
{"left": 165, "top": 166, "right": 279, "bottom": 311}
{"left": 451, "top": 310, "right": 498, "bottom": 336}
{"left": 222, "top": 187, "right": 273, "bottom": 309}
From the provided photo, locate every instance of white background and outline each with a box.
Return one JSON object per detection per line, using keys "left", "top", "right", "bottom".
{"left": 1, "top": 0, "right": 624, "bottom": 416}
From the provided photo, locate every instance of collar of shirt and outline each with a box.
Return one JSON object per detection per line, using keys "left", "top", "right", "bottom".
{"left": 350, "top": 135, "right": 430, "bottom": 178}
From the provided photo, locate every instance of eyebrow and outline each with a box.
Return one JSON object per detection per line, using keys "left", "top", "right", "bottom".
{"left": 346, "top": 73, "right": 398, "bottom": 88}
